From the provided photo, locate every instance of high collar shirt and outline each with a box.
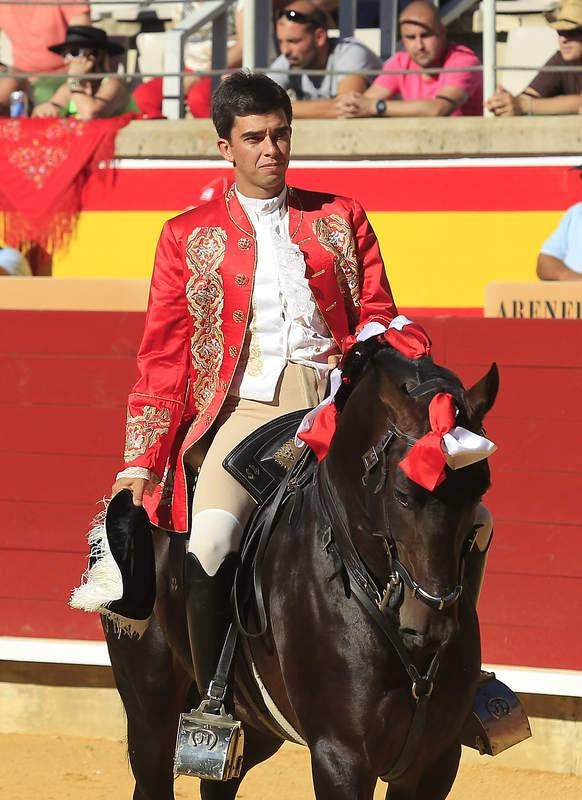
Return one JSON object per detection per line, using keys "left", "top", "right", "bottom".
{"left": 231, "top": 185, "right": 339, "bottom": 401}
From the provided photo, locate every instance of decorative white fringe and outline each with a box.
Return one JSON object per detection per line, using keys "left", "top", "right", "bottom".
{"left": 70, "top": 503, "right": 123, "bottom": 611}
{"left": 69, "top": 499, "right": 152, "bottom": 639}
{"left": 100, "top": 608, "right": 151, "bottom": 639}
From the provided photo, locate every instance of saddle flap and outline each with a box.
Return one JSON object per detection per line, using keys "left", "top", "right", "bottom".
{"left": 222, "top": 408, "right": 310, "bottom": 504}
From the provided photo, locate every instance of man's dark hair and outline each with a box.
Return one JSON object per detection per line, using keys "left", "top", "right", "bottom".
{"left": 277, "top": 4, "right": 330, "bottom": 32}
{"left": 212, "top": 71, "right": 293, "bottom": 140}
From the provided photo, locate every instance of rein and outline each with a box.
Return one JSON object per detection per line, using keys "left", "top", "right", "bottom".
{"left": 315, "top": 472, "right": 442, "bottom": 783}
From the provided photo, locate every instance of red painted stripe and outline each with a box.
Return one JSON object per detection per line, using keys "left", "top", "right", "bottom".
{"left": 0, "top": 599, "right": 104, "bottom": 640}
{"left": 81, "top": 165, "right": 582, "bottom": 212}
{"left": 0, "top": 501, "right": 100, "bottom": 553}
{"left": 481, "top": 623, "right": 582, "bottom": 671}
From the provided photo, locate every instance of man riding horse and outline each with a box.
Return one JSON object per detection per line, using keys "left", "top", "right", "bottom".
{"left": 109, "top": 71, "right": 495, "bottom": 775}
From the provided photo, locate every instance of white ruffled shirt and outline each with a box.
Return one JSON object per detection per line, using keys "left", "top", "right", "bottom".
{"left": 231, "top": 185, "right": 339, "bottom": 402}
{"left": 117, "top": 185, "right": 339, "bottom": 482}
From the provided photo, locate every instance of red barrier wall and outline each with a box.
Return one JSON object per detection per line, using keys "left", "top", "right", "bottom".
{"left": 1, "top": 311, "right": 581, "bottom": 670}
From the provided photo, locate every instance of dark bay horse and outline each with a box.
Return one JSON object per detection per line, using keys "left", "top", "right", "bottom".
{"left": 105, "top": 340, "right": 499, "bottom": 800}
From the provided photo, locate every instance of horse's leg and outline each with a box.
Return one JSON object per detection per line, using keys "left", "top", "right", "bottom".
{"left": 309, "top": 740, "right": 376, "bottom": 800}
{"left": 199, "top": 728, "right": 283, "bottom": 800}
{"left": 107, "top": 617, "right": 193, "bottom": 800}
{"left": 384, "top": 744, "right": 462, "bottom": 800}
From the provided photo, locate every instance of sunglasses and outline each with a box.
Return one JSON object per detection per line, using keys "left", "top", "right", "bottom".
{"left": 277, "top": 8, "right": 315, "bottom": 24}
{"left": 63, "top": 47, "right": 96, "bottom": 58}
{"left": 556, "top": 27, "right": 582, "bottom": 39}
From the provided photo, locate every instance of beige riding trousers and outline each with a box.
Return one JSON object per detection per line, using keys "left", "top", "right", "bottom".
{"left": 186, "top": 362, "right": 327, "bottom": 572}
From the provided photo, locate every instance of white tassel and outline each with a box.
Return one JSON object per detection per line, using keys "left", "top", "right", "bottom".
{"left": 69, "top": 502, "right": 123, "bottom": 612}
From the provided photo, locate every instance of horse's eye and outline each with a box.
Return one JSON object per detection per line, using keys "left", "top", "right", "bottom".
{"left": 394, "top": 489, "right": 409, "bottom": 508}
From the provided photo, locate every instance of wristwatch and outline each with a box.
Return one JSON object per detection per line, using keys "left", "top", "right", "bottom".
{"left": 68, "top": 78, "right": 84, "bottom": 92}
{"left": 375, "top": 99, "right": 387, "bottom": 116}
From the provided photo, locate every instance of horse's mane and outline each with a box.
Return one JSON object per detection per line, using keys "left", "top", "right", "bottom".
{"left": 335, "top": 337, "right": 467, "bottom": 419}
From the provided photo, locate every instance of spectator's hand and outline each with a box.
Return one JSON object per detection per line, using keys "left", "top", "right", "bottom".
{"left": 111, "top": 477, "right": 153, "bottom": 507}
{"left": 32, "top": 102, "right": 61, "bottom": 118}
{"left": 335, "top": 92, "right": 377, "bottom": 119}
{"left": 327, "top": 354, "right": 341, "bottom": 369}
{"left": 67, "top": 54, "right": 95, "bottom": 77}
{"left": 486, "top": 86, "right": 521, "bottom": 117}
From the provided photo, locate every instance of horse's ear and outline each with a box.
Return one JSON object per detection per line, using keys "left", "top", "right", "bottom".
{"left": 376, "top": 370, "right": 424, "bottom": 436}
{"left": 465, "top": 363, "right": 499, "bottom": 426}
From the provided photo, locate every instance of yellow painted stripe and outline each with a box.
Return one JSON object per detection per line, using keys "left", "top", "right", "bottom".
{"left": 48, "top": 210, "right": 564, "bottom": 308}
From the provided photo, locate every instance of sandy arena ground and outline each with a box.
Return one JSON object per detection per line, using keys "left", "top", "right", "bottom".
{"left": 1, "top": 734, "right": 580, "bottom": 800}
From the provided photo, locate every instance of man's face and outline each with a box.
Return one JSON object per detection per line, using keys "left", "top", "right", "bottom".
{"left": 558, "top": 28, "right": 582, "bottom": 61}
{"left": 217, "top": 110, "right": 291, "bottom": 198}
{"left": 400, "top": 21, "right": 446, "bottom": 67}
{"left": 276, "top": 17, "right": 326, "bottom": 68}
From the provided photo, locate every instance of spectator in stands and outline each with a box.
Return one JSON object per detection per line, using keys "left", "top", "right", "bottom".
{"left": 487, "top": 0, "right": 582, "bottom": 116}
{"left": 537, "top": 173, "right": 582, "bottom": 281}
{"left": 32, "top": 27, "right": 136, "bottom": 120}
{"left": 267, "top": 0, "right": 382, "bottom": 118}
{"left": 0, "top": 2, "right": 90, "bottom": 115}
{"left": 0, "top": 246, "right": 31, "bottom": 276}
{"left": 335, "top": 0, "right": 483, "bottom": 118}
{"left": 133, "top": 1, "right": 245, "bottom": 119}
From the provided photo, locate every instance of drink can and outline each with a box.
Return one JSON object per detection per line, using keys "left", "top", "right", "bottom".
{"left": 9, "top": 90, "right": 29, "bottom": 118}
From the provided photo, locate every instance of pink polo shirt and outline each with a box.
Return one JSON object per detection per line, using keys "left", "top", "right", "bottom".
{"left": 0, "top": 4, "right": 89, "bottom": 73}
{"left": 373, "top": 42, "right": 483, "bottom": 117}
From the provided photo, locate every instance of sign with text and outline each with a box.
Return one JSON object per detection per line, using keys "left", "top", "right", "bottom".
{"left": 485, "top": 282, "right": 582, "bottom": 318}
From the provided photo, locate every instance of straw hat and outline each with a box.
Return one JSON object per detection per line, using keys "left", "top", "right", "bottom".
{"left": 545, "top": 0, "right": 582, "bottom": 30}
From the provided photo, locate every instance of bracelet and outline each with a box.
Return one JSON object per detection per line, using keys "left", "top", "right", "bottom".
{"left": 49, "top": 101, "right": 63, "bottom": 110}
{"left": 527, "top": 95, "right": 534, "bottom": 116}
{"left": 68, "top": 78, "right": 83, "bottom": 91}
{"left": 70, "top": 89, "right": 86, "bottom": 94}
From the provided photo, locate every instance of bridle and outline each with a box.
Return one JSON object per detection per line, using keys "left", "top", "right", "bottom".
{"left": 360, "top": 377, "right": 481, "bottom": 616}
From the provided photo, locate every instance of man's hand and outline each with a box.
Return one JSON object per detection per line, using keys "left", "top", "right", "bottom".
{"left": 111, "top": 477, "right": 153, "bottom": 506}
{"left": 335, "top": 92, "right": 377, "bottom": 119}
{"left": 327, "top": 354, "right": 341, "bottom": 369}
{"left": 32, "top": 102, "right": 61, "bottom": 118}
{"left": 486, "top": 86, "right": 522, "bottom": 117}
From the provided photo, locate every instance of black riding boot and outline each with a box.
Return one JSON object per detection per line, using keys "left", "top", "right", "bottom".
{"left": 184, "top": 551, "right": 238, "bottom": 711}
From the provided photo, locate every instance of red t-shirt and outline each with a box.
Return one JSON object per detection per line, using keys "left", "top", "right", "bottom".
{"left": 373, "top": 42, "right": 483, "bottom": 117}
{"left": 0, "top": 4, "right": 90, "bottom": 73}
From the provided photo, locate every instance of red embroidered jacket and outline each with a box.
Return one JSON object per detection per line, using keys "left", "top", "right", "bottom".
{"left": 123, "top": 185, "right": 398, "bottom": 532}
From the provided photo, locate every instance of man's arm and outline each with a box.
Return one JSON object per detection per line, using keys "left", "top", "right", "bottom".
{"left": 487, "top": 86, "right": 582, "bottom": 116}
{"left": 337, "top": 84, "right": 468, "bottom": 118}
{"left": 537, "top": 253, "right": 582, "bottom": 281}
{"left": 112, "top": 220, "right": 191, "bottom": 501}
{"left": 351, "top": 200, "right": 398, "bottom": 331}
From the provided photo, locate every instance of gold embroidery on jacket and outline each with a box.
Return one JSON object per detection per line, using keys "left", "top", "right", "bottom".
{"left": 125, "top": 405, "right": 172, "bottom": 462}
{"left": 185, "top": 227, "right": 227, "bottom": 418}
{"left": 313, "top": 215, "right": 361, "bottom": 311}
{"left": 246, "top": 298, "right": 263, "bottom": 377}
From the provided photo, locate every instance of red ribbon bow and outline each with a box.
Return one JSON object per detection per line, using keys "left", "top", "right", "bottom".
{"left": 383, "top": 322, "right": 432, "bottom": 360}
{"left": 399, "top": 392, "right": 456, "bottom": 491}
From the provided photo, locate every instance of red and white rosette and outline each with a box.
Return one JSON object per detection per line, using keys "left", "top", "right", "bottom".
{"left": 399, "top": 392, "right": 497, "bottom": 492}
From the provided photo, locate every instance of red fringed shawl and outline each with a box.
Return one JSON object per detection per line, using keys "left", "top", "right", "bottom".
{"left": 0, "top": 113, "right": 134, "bottom": 254}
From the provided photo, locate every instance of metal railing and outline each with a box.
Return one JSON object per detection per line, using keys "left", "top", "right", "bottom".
{"left": 0, "top": 0, "right": 570, "bottom": 121}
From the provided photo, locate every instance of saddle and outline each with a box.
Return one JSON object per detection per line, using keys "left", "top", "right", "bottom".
{"left": 222, "top": 408, "right": 310, "bottom": 505}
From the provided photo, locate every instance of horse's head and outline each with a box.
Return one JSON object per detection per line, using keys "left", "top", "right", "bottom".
{"left": 326, "top": 343, "right": 499, "bottom": 656}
